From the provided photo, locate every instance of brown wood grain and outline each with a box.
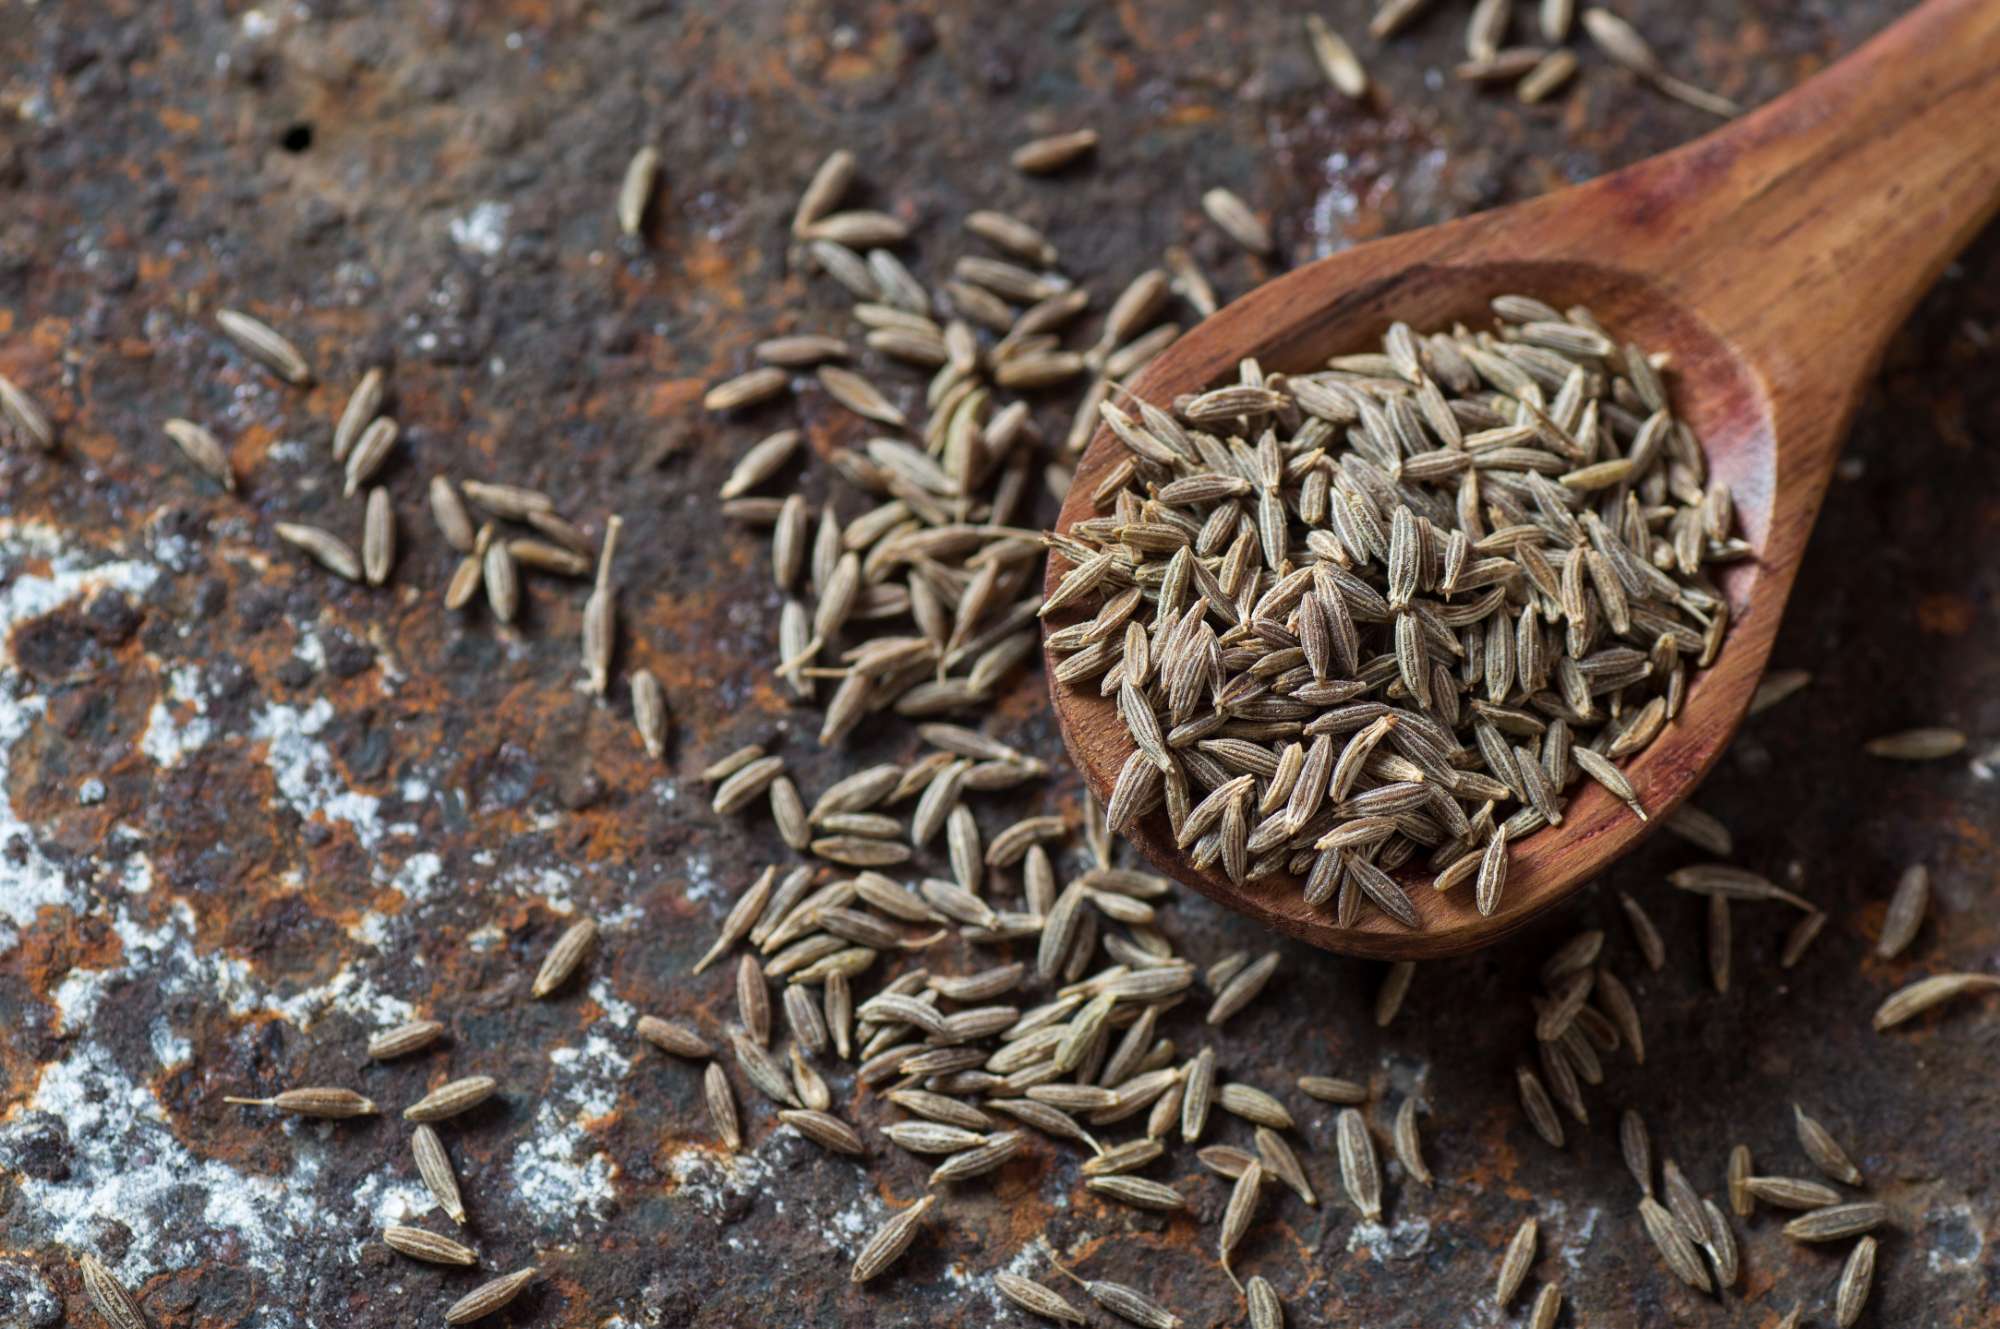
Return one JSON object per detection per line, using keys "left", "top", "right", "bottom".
{"left": 1044, "top": 0, "right": 2000, "bottom": 958}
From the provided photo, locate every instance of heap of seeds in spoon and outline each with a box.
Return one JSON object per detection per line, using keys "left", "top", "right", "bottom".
{"left": 1045, "top": 300, "right": 1746, "bottom": 926}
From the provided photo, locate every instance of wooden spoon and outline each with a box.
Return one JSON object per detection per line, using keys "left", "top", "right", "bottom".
{"left": 1045, "top": 0, "right": 2000, "bottom": 959}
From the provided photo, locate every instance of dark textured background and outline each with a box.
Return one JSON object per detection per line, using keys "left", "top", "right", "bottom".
{"left": 0, "top": 2, "right": 1993, "bottom": 1327}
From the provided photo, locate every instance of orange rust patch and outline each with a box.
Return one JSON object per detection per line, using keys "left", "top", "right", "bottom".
{"left": 1915, "top": 593, "right": 1974, "bottom": 635}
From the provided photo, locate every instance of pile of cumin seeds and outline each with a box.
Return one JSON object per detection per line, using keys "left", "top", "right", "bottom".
{"left": 671, "top": 148, "right": 1402, "bottom": 1326}
{"left": 1045, "top": 302, "right": 1743, "bottom": 926}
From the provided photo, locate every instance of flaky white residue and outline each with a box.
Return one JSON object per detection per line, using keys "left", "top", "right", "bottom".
{"left": 252, "top": 697, "right": 386, "bottom": 849}
{"left": 507, "top": 1033, "right": 628, "bottom": 1227}
{"left": 0, "top": 530, "right": 161, "bottom": 930}
{"left": 141, "top": 663, "right": 214, "bottom": 768}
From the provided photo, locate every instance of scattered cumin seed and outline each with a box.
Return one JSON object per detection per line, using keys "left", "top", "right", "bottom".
{"left": 216, "top": 307, "right": 313, "bottom": 384}
{"left": 1010, "top": 129, "right": 1098, "bottom": 174}
{"left": 444, "top": 1267, "right": 539, "bottom": 1325}
{"left": 1864, "top": 726, "right": 1966, "bottom": 760}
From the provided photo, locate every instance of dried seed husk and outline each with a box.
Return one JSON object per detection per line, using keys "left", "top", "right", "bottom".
{"left": 1728, "top": 1144, "right": 1754, "bottom": 1217}
{"left": 791, "top": 149, "right": 854, "bottom": 236}
{"left": 413, "top": 1123, "right": 467, "bottom": 1223}
{"left": 1246, "top": 1276, "right": 1283, "bottom": 1329}
{"left": 704, "top": 1061, "right": 741, "bottom": 1149}
{"left": 362, "top": 487, "right": 395, "bottom": 585}
{"left": 618, "top": 145, "right": 660, "bottom": 236}
{"left": 382, "top": 1223, "right": 477, "bottom": 1266}
{"left": 1742, "top": 1175, "right": 1842, "bottom": 1210}
{"left": 1836, "top": 1235, "right": 1877, "bottom": 1327}
{"left": 1256, "top": 1125, "right": 1317, "bottom": 1206}
{"left": 224, "top": 1087, "right": 378, "bottom": 1118}
{"left": 1086, "top": 1175, "right": 1186, "bottom": 1211}
{"left": 1219, "top": 1160, "right": 1264, "bottom": 1276}
{"left": 1873, "top": 972, "right": 2000, "bottom": 1029}
{"left": 929, "top": 1130, "right": 1025, "bottom": 1183}
{"left": 1218, "top": 1082, "right": 1292, "bottom": 1130}
{"left": 1202, "top": 188, "right": 1273, "bottom": 255}
{"left": 1619, "top": 891, "right": 1667, "bottom": 971}
{"left": 1496, "top": 1216, "right": 1537, "bottom": 1304}
{"left": 0, "top": 372, "right": 55, "bottom": 450}
{"left": 1876, "top": 864, "right": 1929, "bottom": 958}
{"left": 216, "top": 307, "right": 312, "bottom": 384}
{"left": 533, "top": 918, "right": 598, "bottom": 998}
{"left": 369, "top": 1019, "right": 445, "bottom": 1061}
{"left": 705, "top": 366, "right": 790, "bottom": 412}
{"left": 1863, "top": 726, "right": 1965, "bottom": 760}
{"left": 1304, "top": 15, "right": 1368, "bottom": 97}
{"left": 1793, "top": 1103, "right": 1863, "bottom": 1185}
{"left": 78, "top": 1254, "right": 150, "bottom": 1329}
{"left": 1517, "top": 1066, "right": 1564, "bottom": 1148}
{"left": 273, "top": 523, "right": 361, "bottom": 581}
{"left": 1393, "top": 1097, "right": 1431, "bottom": 1185}
{"left": 444, "top": 1267, "right": 539, "bottom": 1324}
{"left": 164, "top": 418, "right": 235, "bottom": 491}
{"left": 404, "top": 1076, "right": 497, "bottom": 1123}
{"left": 1336, "top": 1108, "right": 1382, "bottom": 1221}
{"left": 779, "top": 1108, "right": 865, "bottom": 1155}
{"left": 461, "top": 479, "right": 554, "bottom": 520}
{"left": 995, "top": 1272, "right": 1087, "bottom": 1324}
{"left": 1298, "top": 1074, "right": 1369, "bottom": 1104}
{"left": 1528, "top": 1283, "right": 1561, "bottom": 1329}
{"left": 333, "top": 368, "right": 385, "bottom": 462}
{"left": 1638, "top": 1196, "right": 1711, "bottom": 1291}
{"left": 631, "top": 669, "right": 668, "bottom": 759}
{"left": 732, "top": 1030, "right": 801, "bottom": 1107}
{"left": 483, "top": 539, "right": 520, "bottom": 623}
{"left": 1010, "top": 130, "right": 1098, "bottom": 174}
{"left": 1783, "top": 1202, "right": 1887, "bottom": 1242}
{"left": 332, "top": 392, "right": 398, "bottom": 488}
{"left": 1620, "top": 1108, "right": 1653, "bottom": 1196}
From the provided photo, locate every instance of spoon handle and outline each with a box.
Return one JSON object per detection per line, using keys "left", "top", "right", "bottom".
{"left": 1639, "top": 0, "right": 2000, "bottom": 394}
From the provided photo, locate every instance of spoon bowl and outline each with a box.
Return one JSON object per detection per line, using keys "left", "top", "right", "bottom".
{"left": 1045, "top": 0, "right": 2000, "bottom": 958}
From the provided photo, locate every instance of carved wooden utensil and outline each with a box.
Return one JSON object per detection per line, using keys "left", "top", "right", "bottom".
{"left": 1046, "top": 0, "right": 2000, "bottom": 958}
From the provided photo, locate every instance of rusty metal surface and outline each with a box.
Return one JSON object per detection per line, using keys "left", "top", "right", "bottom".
{"left": 0, "top": 2, "right": 1993, "bottom": 1327}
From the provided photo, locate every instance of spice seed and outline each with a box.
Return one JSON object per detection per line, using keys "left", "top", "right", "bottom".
{"left": 413, "top": 1123, "right": 467, "bottom": 1223}
{"left": 1337, "top": 1107, "right": 1383, "bottom": 1221}
{"left": 1201, "top": 187, "right": 1273, "bottom": 255}
{"left": 1529, "top": 1283, "right": 1560, "bottom": 1329}
{"left": 850, "top": 1194, "right": 937, "bottom": 1282}
{"left": 1496, "top": 1216, "right": 1537, "bottom": 1305}
{"left": 274, "top": 523, "right": 361, "bottom": 582}
{"left": 1782, "top": 1201, "right": 1888, "bottom": 1242}
{"left": 705, "top": 1061, "right": 741, "bottom": 1150}
{"left": 1010, "top": 130, "right": 1099, "bottom": 174}
{"left": 216, "top": 307, "right": 312, "bottom": 384}
{"left": 363, "top": 486, "right": 395, "bottom": 586}
{"left": 0, "top": 372, "right": 55, "bottom": 450}
{"left": 1793, "top": 1103, "right": 1863, "bottom": 1185}
{"left": 333, "top": 368, "right": 385, "bottom": 462}
{"left": 533, "top": 918, "right": 599, "bottom": 998}
{"left": 403, "top": 1075, "right": 497, "bottom": 1123}
{"left": 223, "top": 1087, "right": 378, "bottom": 1118}
{"left": 1863, "top": 726, "right": 1965, "bottom": 760}
{"left": 382, "top": 1224, "right": 477, "bottom": 1266}
{"left": 163, "top": 418, "right": 236, "bottom": 492}
{"left": 78, "top": 1254, "right": 150, "bottom": 1329}
{"left": 618, "top": 145, "right": 661, "bottom": 237}
{"left": 1873, "top": 972, "right": 2000, "bottom": 1029}
{"left": 1246, "top": 1276, "right": 1283, "bottom": 1329}
{"left": 1876, "top": 864, "right": 1930, "bottom": 958}
{"left": 444, "top": 1267, "right": 540, "bottom": 1325}
{"left": 994, "top": 1272, "right": 1087, "bottom": 1324}
{"left": 1836, "top": 1234, "right": 1877, "bottom": 1327}
{"left": 368, "top": 1019, "right": 445, "bottom": 1061}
